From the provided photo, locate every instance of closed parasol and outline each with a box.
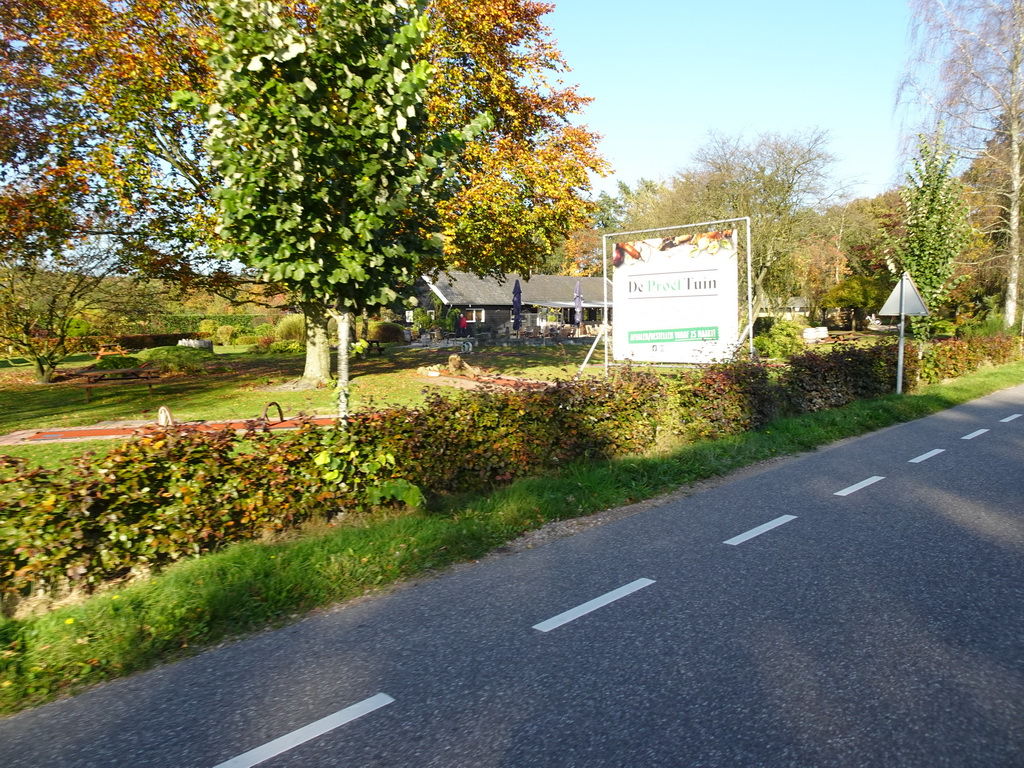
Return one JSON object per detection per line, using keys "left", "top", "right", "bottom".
{"left": 574, "top": 280, "right": 583, "bottom": 329}
{"left": 512, "top": 279, "right": 522, "bottom": 332}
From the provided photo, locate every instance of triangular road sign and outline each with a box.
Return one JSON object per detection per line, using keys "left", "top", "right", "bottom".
{"left": 879, "top": 272, "right": 930, "bottom": 316}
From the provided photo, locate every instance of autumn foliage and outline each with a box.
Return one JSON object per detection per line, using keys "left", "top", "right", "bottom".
{"left": 424, "top": 0, "right": 609, "bottom": 276}
{"left": 1, "top": 0, "right": 218, "bottom": 272}
{"left": 3, "top": 0, "right": 606, "bottom": 284}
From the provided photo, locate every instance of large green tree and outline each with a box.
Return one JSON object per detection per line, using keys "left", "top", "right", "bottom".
{"left": 4, "top": 0, "right": 605, "bottom": 389}
{"left": 206, "top": 0, "right": 484, "bottom": 416}
{"left": 0, "top": 0, "right": 224, "bottom": 284}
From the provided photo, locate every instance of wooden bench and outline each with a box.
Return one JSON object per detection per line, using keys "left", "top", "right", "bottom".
{"left": 79, "top": 364, "right": 160, "bottom": 401}
{"left": 366, "top": 340, "right": 385, "bottom": 355}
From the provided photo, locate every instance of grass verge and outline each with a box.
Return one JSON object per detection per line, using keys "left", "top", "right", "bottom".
{"left": 2, "top": 360, "right": 1023, "bottom": 714}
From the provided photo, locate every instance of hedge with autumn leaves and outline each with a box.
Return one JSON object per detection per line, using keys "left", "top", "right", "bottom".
{"left": 1, "top": 336, "right": 1018, "bottom": 606}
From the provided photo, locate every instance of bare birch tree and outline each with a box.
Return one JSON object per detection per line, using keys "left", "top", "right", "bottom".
{"left": 903, "top": 0, "right": 1024, "bottom": 328}
{"left": 619, "top": 129, "right": 838, "bottom": 315}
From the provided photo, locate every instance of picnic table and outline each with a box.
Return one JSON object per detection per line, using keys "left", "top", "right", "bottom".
{"left": 79, "top": 364, "right": 160, "bottom": 401}
{"left": 96, "top": 343, "right": 130, "bottom": 358}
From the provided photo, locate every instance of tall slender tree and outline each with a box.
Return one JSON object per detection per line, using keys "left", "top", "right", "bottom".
{"left": 889, "top": 132, "right": 973, "bottom": 338}
{"left": 206, "top": 0, "right": 485, "bottom": 417}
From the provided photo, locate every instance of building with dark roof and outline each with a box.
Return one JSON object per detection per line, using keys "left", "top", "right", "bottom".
{"left": 423, "top": 272, "right": 611, "bottom": 334}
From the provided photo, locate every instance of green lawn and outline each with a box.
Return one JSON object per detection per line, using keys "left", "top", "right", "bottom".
{"left": 0, "top": 343, "right": 598, "bottom": 467}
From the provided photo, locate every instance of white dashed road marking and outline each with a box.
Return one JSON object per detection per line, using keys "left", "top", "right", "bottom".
{"left": 834, "top": 476, "right": 885, "bottom": 496}
{"left": 723, "top": 515, "right": 798, "bottom": 546}
{"left": 533, "top": 578, "right": 655, "bottom": 633}
{"left": 211, "top": 693, "right": 395, "bottom": 768}
{"left": 962, "top": 429, "right": 989, "bottom": 440}
{"left": 1000, "top": 414, "right": 1022, "bottom": 423}
{"left": 909, "top": 449, "right": 945, "bottom": 464}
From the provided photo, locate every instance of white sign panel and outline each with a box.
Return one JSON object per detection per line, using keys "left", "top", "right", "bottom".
{"left": 612, "top": 229, "right": 739, "bottom": 363}
{"left": 879, "top": 272, "right": 930, "bottom": 316}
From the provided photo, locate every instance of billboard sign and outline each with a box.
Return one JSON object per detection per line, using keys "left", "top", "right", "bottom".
{"left": 612, "top": 229, "right": 739, "bottom": 363}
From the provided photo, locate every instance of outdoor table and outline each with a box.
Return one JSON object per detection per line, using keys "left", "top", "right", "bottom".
{"left": 95, "top": 343, "right": 130, "bottom": 358}
{"left": 79, "top": 365, "right": 160, "bottom": 401}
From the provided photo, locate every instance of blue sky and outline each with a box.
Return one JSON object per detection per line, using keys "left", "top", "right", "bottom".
{"left": 545, "top": 0, "right": 916, "bottom": 201}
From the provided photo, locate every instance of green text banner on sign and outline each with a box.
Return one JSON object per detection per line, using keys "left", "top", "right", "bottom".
{"left": 628, "top": 327, "right": 719, "bottom": 344}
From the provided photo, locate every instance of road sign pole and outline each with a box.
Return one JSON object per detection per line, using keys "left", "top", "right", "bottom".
{"left": 896, "top": 275, "right": 906, "bottom": 394}
{"left": 881, "top": 271, "right": 928, "bottom": 396}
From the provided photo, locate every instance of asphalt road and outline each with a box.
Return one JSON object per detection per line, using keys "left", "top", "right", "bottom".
{"left": 1, "top": 385, "right": 1022, "bottom": 767}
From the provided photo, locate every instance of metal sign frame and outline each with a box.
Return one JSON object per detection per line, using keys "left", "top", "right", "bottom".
{"left": 600, "top": 217, "right": 753, "bottom": 371}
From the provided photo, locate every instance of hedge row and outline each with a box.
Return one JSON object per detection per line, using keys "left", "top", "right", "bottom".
{"left": 114, "top": 333, "right": 199, "bottom": 351}
{"left": 64, "top": 334, "right": 197, "bottom": 354}
{"left": 2, "top": 337, "right": 1019, "bottom": 605}
{"left": 0, "top": 426, "right": 333, "bottom": 599}
{"left": 143, "top": 315, "right": 277, "bottom": 334}
{"left": 782, "top": 343, "right": 913, "bottom": 412}
{"left": 920, "top": 334, "right": 1020, "bottom": 383}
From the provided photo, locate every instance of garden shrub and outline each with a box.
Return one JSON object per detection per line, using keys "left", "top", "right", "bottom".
{"left": 782, "top": 343, "right": 912, "bottom": 412}
{"left": 114, "top": 333, "right": 198, "bottom": 350}
{"left": 136, "top": 346, "right": 213, "bottom": 374}
{"left": 956, "top": 314, "right": 1009, "bottom": 338}
{"left": 343, "top": 367, "right": 665, "bottom": 496}
{"left": 235, "top": 335, "right": 259, "bottom": 346}
{"left": 0, "top": 425, "right": 339, "bottom": 601}
{"left": 65, "top": 318, "right": 90, "bottom": 337}
{"left": 919, "top": 334, "right": 1020, "bottom": 383}
{"left": 974, "top": 334, "right": 1021, "bottom": 365}
{"left": 411, "top": 307, "right": 433, "bottom": 334}
{"left": 752, "top": 319, "right": 805, "bottom": 359}
{"left": 274, "top": 314, "right": 305, "bottom": 341}
{"left": 344, "top": 393, "right": 557, "bottom": 494}
{"left": 358, "top": 321, "right": 405, "bottom": 344}
{"left": 215, "top": 325, "right": 237, "bottom": 346}
{"left": 920, "top": 339, "right": 983, "bottom": 382}
{"left": 268, "top": 340, "right": 305, "bottom": 354}
{"left": 148, "top": 315, "right": 265, "bottom": 334}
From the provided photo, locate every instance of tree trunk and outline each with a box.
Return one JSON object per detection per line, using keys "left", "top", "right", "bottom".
{"left": 1006, "top": 113, "right": 1022, "bottom": 329}
{"left": 1006, "top": 2, "right": 1024, "bottom": 331}
{"left": 300, "top": 301, "right": 332, "bottom": 388}
{"left": 33, "top": 357, "right": 56, "bottom": 384}
{"left": 334, "top": 310, "right": 352, "bottom": 423}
